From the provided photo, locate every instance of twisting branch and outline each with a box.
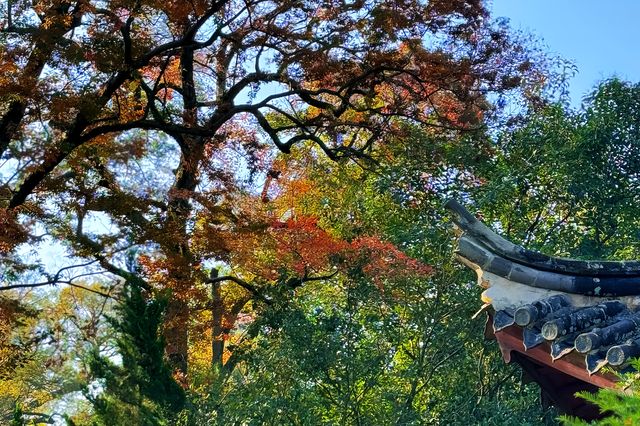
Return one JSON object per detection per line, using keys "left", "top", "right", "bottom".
{"left": 73, "top": 218, "right": 151, "bottom": 292}
{"left": 207, "top": 275, "right": 272, "bottom": 304}
{"left": 285, "top": 271, "right": 339, "bottom": 289}
{"left": 1, "top": 271, "right": 118, "bottom": 298}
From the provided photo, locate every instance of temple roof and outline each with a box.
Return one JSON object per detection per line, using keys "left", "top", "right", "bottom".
{"left": 493, "top": 295, "right": 640, "bottom": 375}
{"left": 445, "top": 199, "right": 640, "bottom": 420}
{"left": 445, "top": 199, "right": 640, "bottom": 296}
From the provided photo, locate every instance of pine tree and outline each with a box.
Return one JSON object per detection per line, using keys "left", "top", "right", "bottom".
{"left": 86, "top": 284, "right": 185, "bottom": 426}
{"left": 10, "top": 403, "right": 23, "bottom": 426}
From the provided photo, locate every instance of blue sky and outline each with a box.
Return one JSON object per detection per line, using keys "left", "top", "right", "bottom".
{"left": 491, "top": 1, "right": 640, "bottom": 106}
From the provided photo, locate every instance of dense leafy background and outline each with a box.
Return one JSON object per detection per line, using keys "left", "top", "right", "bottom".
{"left": 2, "top": 1, "right": 640, "bottom": 425}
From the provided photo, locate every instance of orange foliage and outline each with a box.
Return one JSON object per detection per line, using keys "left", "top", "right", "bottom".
{"left": 0, "top": 209, "right": 28, "bottom": 254}
{"left": 142, "top": 57, "right": 182, "bottom": 101}
{"left": 138, "top": 254, "right": 207, "bottom": 304}
{"left": 0, "top": 0, "right": 535, "bottom": 376}
{"left": 269, "top": 216, "right": 350, "bottom": 277}
{"left": 223, "top": 210, "right": 431, "bottom": 286}
{"left": 112, "top": 86, "right": 147, "bottom": 122}
{"left": 348, "top": 236, "right": 433, "bottom": 288}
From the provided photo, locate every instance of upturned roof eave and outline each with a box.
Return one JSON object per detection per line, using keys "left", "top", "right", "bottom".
{"left": 445, "top": 199, "right": 640, "bottom": 280}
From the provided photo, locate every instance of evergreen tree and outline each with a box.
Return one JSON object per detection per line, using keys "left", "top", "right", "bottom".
{"left": 10, "top": 403, "right": 23, "bottom": 426}
{"left": 86, "top": 284, "right": 185, "bottom": 426}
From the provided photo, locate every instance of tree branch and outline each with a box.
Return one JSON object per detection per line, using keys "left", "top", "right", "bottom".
{"left": 207, "top": 275, "right": 272, "bottom": 304}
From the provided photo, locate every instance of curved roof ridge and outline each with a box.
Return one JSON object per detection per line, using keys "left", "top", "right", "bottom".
{"left": 445, "top": 199, "right": 640, "bottom": 279}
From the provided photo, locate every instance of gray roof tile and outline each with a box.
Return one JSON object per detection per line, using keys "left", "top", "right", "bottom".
{"left": 495, "top": 297, "right": 640, "bottom": 374}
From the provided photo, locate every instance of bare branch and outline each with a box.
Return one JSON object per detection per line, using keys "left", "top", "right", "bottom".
{"left": 1, "top": 278, "right": 116, "bottom": 298}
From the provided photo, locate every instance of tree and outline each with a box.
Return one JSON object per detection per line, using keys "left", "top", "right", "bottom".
{"left": 560, "top": 360, "right": 640, "bottom": 425}
{"left": 456, "top": 78, "right": 640, "bottom": 425}
{"left": 476, "top": 79, "right": 640, "bottom": 262}
{"left": 85, "top": 284, "right": 185, "bottom": 426}
{"left": 0, "top": 284, "right": 114, "bottom": 424}
{"left": 0, "top": 0, "right": 542, "bottom": 376}
{"left": 198, "top": 129, "right": 558, "bottom": 425}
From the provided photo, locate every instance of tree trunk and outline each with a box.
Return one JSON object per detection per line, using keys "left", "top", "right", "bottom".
{"left": 211, "top": 280, "right": 225, "bottom": 368}
{"left": 165, "top": 297, "right": 189, "bottom": 375}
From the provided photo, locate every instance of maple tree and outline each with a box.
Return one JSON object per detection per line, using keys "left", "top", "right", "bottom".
{"left": 0, "top": 0, "right": 543, "bottom": 392}
{"left": 192, "top": 127, "right": 560, "bottom": 425}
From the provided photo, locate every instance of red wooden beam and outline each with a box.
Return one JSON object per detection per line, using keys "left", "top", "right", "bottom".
{"left": 486, "top": 316, "right": 618, "bottom": 389}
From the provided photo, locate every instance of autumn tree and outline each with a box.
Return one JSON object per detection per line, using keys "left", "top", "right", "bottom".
{"left": 0, "top": 284, "right": 114, "bottom": 424}
{"left": 192, "top": 123, "right": 560, "bottom": 425}
{"left": 1, "top": 0, "right": 542, "bottom": 379}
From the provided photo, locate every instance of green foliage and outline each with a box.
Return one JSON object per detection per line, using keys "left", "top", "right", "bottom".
{"left": 189, "top": 135, "right": 558, "bottom": 425}
{"left": 561, "top": 360, "right": 640, "bottom": 425}
{"left": 10, "top": 403, "right": 23, "bottom": 426}
{"left": 166, "top": 78, "right": 640, "bottom": 425}
{"left": 0, "top": 0, "right": 557, "bottom": 424}
{"left": 85, "top": 285, "right": 185, "bottom": 426}
{"left": 5, "top": 10, "right": 640, "bottom": 426}
{"left": 0, "top": 287, "right": 109, "bottom": 424}
{"left": 475, "top": 79, "right": 640, "bottom": 425}
{"left": 477, "top": 79, "right": 640, "bottom": 260}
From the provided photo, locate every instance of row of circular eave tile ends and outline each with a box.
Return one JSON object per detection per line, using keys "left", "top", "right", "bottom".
{"left": 492, "top": 295, "right": 640, "bottom": 375}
